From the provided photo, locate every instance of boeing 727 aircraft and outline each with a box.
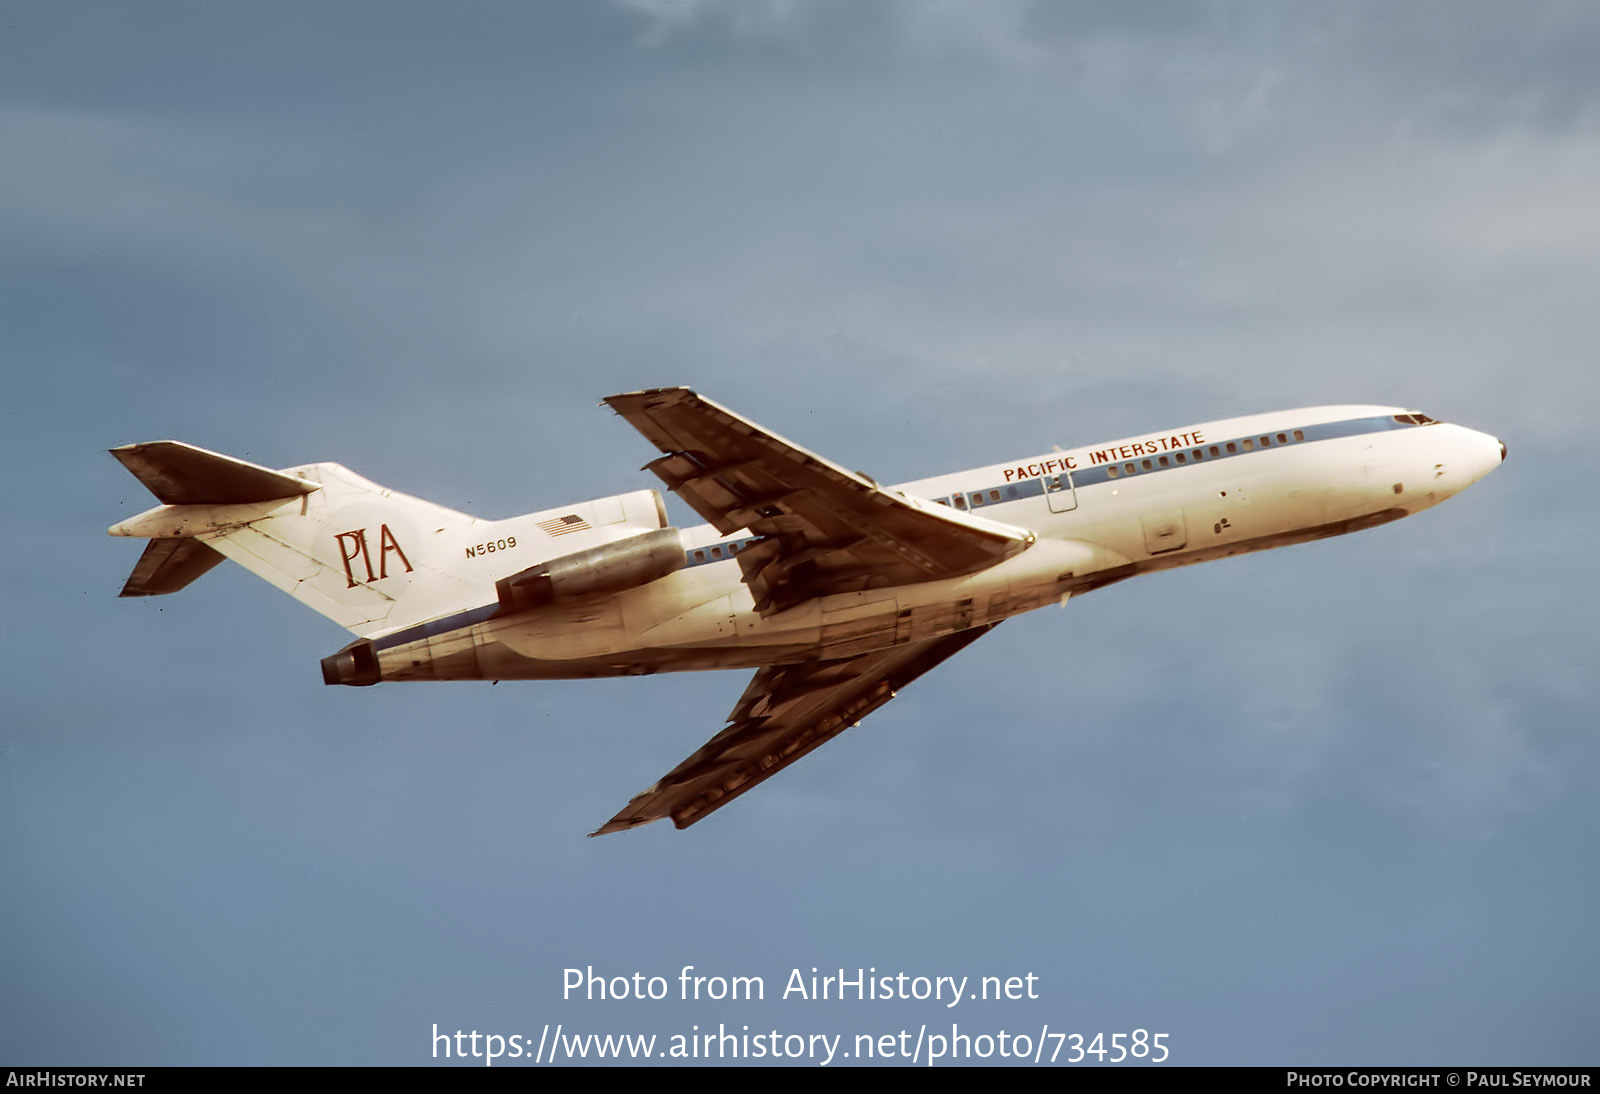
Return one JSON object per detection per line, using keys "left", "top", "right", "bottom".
{"left": 108, "top": 389, "right": 1505, "bottom": 835}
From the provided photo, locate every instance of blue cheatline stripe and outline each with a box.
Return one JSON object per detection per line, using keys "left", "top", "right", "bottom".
{"left": 923, "top": 413, "right": 1418, "bottom": 516}
{"left": 369, "top": 412, "right": 1425, "bottom": 646}
{"left": 683, "top": 537, "right": 759, "bottom": 568}
{"left": 677, "top": 413, "right": 1420, "bottom": 561}
{"left": 372, "top": 603, "right": 501, "bottom": 651}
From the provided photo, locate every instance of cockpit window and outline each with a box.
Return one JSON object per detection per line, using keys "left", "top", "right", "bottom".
{"left": 1394, "top": 412, "right": 1441, "bottom": 426}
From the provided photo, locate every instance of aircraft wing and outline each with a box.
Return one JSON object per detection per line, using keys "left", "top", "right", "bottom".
{"left": 590, "top": 624, "right": 996, "bottom": 836}
{"left": 604, "top": 388, "right": 1031, "bottom": 614}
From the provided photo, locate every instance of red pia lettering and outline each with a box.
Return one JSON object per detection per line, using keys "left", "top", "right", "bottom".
{"left": 377, "top": 524, "right": 413, "bottom": 578}
{"left": 337, "top": 525, "right": 414, "bottom": 588}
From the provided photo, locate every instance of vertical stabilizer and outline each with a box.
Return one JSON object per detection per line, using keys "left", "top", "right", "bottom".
{"left": 111, "top": 441, "right": 673, "bottom": 639}
{"left": 110, "top": 443, "right": 485, "bottom": 636}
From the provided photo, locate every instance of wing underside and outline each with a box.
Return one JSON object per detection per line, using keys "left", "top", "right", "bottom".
{"left": 591, "top": 625, "right": 997, "bottom": 836}
{"left": 603, "top": 387, "right": 1030, "bottom": 614}
{"left": 118, "top": 537, "right": 227, "bottom": 597}
{"left": 110, "top": 440, "right": 320, "bottom": 506}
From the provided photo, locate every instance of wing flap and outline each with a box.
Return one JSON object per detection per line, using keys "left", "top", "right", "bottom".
{"left": 590, "top": 624, "right": 997, "bottom": 836}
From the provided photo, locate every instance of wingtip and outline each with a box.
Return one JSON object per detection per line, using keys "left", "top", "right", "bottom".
{"left": 602, "top": 386, "right": 695, "bottom": 407}
{"left": 588, "top": 806, "right": 664, "bottom": 837}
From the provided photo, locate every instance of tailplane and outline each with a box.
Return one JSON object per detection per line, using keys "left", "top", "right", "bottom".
{"left": 111, "top": 441, "right": 320, "bottom": 506}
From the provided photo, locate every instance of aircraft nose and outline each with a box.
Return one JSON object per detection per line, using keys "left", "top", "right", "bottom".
{"left": 1458, "top": 427, "right": 1505, "bottom": 485}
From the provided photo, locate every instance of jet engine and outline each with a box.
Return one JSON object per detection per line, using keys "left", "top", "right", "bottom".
{"left": 320, "top": 638, "right": 381, "bottom": 687}
{"left": 495, "top": 527, "right": 686, "bottom": 614}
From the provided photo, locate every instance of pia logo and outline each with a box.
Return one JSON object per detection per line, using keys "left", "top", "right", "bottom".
{"left": 334, "top": 524, "right": 414, "bottom": 588}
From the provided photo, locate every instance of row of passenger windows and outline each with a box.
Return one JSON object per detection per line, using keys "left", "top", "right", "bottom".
{"left": 689, "top": 537, "right": 754, "bottom": 565}
{"left": 693, "top": 423, "right": 1324, "bottom": 551}
{"left": 1105, "top": 429, "right": 1306, "bottom": 478}
{"left": 939, "top": 485, "right": 1018, "bottom": 511}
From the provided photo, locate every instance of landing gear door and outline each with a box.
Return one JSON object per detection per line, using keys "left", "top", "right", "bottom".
{"left": 1141, "top": 507, "right": 1188, "bottom": 553}
{"left": 1043, "top": 471, "right": 1078, "bottom": 513}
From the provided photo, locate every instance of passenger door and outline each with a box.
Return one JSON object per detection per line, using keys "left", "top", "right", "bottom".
{"left": 1042, "top": 471, "right": 1078, "bottom": 513}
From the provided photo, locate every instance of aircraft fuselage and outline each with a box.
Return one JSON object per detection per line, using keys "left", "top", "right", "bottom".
{"left": 356, "top": 404, "right": 1503, "bottom": 684}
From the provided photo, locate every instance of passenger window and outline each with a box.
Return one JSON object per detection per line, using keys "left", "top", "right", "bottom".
{"left": 1141, "top": 459, "right": 1153, "bottom": 471}
{"left": 989, "top": 490, "right": 1001, "bottom": 502}
{"left": 953, "top": 495, "right": 967, "bottom": 509}
{"left": 1210, "top": 446, "right": 1221, "bottom": 457}
{"left": 693, "top": 551, "right": 705, "bottom": 563}
{"left": 711, "top": 546, "right": 722, "bottom": 559}
{"left": 971, "top": 493, "right": 984, "bottom": 506}
{"left": 1108, "top": 465, "right": 1120, "bottom": 478}
{"left": 1242, "top": 439, "right": 1253, "bottom": 451}
{"left": 1159, "top": 455, "right": 1170, "bottom": 467}
{"left": 1005, "top": 486, "right": 1018, "bottom": 500}
{"left": 1192, "top": 449, "right": 1203, "bottom": 460}
{"left": 1226, "top": 443, "right": 1237, "bottom": 454}
{"left": 1259, "top": 436, "right": 1271, "bottom": 447}
{"left": 1277, "top": 433, "right": 1288, "bottom": 444}
{"left": 1175, "top": 452, "right": 1186, "bottom": 464}
{"left": 1124, "top": 462, "right": 1136, "bottom": 475}
{"left": 1293, "top": 429, "right": 1305, "bottom": 442}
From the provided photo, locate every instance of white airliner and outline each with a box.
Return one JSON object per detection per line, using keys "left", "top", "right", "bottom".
{"left": 109, "top": 388, "right": 1504, "bottom": 835}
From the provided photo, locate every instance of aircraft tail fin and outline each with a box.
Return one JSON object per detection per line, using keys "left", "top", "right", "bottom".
{"left": 110, "top": 441, "right": 670, "bottom": 638}
{"left": 109, "top": 442, "right": 487, "bottom": 636}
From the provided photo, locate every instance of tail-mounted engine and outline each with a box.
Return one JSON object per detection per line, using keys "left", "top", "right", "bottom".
{"left": 495, "top": 528, "right": 686, "bottom": 614}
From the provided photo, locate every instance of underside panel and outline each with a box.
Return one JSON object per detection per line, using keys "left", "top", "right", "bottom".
{"left": 111, "top": 440, "right": 319, "bottom": 505}
{"left": 118, "top": 537, "right": 227, "bottom": 597}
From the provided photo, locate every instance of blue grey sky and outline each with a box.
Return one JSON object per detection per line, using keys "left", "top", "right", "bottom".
{"left": 2, "top": 0, "right": 1595, "bottom": 1066}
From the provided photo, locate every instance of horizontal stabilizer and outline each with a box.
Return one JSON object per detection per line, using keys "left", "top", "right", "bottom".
{"left": 110, "top": 441, "right": 319, "bottom": 505}
{"left": 119, "top": 537, "right": 227, "bottom": 597}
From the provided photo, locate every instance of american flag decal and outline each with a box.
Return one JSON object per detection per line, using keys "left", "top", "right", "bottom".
{"left": 537, "top": 514, "right": 591, "bottom": 537}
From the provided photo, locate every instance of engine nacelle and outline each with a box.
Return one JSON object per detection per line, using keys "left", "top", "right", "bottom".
{"left": 320, "top": 639, "right": 381, "bottom": 687}
{"left": 495, "top": 528, "right": 686, "bottom": 614}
